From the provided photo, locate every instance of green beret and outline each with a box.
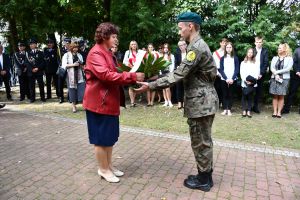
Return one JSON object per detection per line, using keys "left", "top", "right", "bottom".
{"left": 177, "top": 12, "right": 202, "bottom": 25}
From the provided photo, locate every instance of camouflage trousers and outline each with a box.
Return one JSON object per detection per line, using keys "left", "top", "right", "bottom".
{"left": 187, "top": 114, "right": 215, "bottom": 173}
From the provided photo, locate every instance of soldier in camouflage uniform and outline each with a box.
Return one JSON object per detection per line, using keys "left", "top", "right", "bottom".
{"left": 135, "top": 12, "right": 218, "bottom": 192}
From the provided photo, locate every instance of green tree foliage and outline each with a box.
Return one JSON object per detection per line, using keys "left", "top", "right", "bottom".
{"left": 0, "top": 0, "right": 299, "bottom": 55}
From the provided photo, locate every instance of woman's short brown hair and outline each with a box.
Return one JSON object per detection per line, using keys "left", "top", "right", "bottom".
{"left": 69, "top": 42, "right": 79, "bottom": 53}
{"left": 95, "top": 22, "right": 119, "bottom": 44}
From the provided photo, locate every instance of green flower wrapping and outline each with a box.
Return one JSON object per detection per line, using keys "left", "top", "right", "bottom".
{"left": 117, "top": 52, "right": 171, "bottom": 79}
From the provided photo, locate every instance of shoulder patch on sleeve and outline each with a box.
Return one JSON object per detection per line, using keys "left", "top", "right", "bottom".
{"left": 186, "top": 51, "right": 196, "bottom": 61}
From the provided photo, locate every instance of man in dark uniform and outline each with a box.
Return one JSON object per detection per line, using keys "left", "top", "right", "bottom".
{"left": 44, "top": 38, "right": 59, "bottom": 99}
{"left": 26, "top": 38, "right": 46, "bottom": 103}
{"left": 135, "top": 12, "right": 218, "bottom": 192}
{"left": 0, "top": 44, "right": 12, "bottom": 100}
{"left": 79, "top": 40, "right": 89, "bottom": 66}
{"left": 282, "top": 46, "right": 300, "bottom": 114}
{"left": 14, "top": 41, "right": 31, "bottom": 101}
{"left": 57, "top": 37, "right": 71, "bottom": 103}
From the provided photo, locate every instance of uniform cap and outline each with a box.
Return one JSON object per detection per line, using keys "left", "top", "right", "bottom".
{"left": 177, "top": 12, "right": 202, "bottom": 25}
{"left": 47, "top": 38, "right": 55, "bottom": 44}
{"left": 79, "top": 40, "right": 85, "bottom": 47}
{"left": 28, "top": 38, "right": 38, "bottom": 44}
{"left": 18, "top": 40, "right": 26, "bottom": 46}
{"left": 64, "top": 37, "right": 71, "bottom": 43}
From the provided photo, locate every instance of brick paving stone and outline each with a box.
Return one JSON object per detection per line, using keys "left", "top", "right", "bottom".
{"left": 1, "top": 110, "right": 300, "bottom": 200}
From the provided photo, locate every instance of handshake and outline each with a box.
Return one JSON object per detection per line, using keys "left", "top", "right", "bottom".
{"left": 134, "top": 73, "right": 159, "bottom": 93}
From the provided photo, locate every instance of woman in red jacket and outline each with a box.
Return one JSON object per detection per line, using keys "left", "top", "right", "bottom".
{"left": 83, "top": 23, "right": 144, "bottom": 183}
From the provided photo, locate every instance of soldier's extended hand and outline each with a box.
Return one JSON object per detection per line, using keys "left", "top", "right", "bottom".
{"left": 134, "top": 82, "right": 149, "bottom": 94}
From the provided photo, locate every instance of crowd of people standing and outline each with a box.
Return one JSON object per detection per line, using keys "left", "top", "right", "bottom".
{"left": 0, "top": 35, "right": 300, "bottom": 116}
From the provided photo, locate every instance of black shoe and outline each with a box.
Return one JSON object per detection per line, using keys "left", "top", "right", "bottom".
{"left": 7, "top": 96, "right": 12, "bottom": 101}
{"left": 281, "top": 109, "right": 290, "bottom": 114}
{"left": 30, "top": 100, "right": 35, "bottom": 103}
{"left": 184, "top": 172, "right": 211, "bottom": 191}
{"left": 20, "top": 98, "right": 25, "bottom": 101}
{"left": 0, "top": 104, "right": 6, "bottom": 109}
{"left": 46, "top": 96, "right": 51, "bottom": 99}
{"left": 187, "top": 169, "right": 214, "bottom": 188}
{"left": 252, "top": 107, "right": 260, "bottom": 113}
{"left": 59, "top": 99, "right": 64, "bottom": 104}
{"left": 41, "top": 98, "right": 46, "bottom": 102}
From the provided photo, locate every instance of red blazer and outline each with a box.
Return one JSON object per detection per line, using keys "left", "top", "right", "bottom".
{"left": 83, "top": 44, "right": 137, "bottom": 116}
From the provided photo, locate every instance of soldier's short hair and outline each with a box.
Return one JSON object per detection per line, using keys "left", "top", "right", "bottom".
{"left": 183, "top": 22, "right": 200, "bottom": 32}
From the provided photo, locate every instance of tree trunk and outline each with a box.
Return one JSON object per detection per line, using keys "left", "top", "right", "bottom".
{"left": 8, "top": 17, "right": 18, "bottom": 52}
{"left": 103, "top": 0, "right": 111, "bottom": 22}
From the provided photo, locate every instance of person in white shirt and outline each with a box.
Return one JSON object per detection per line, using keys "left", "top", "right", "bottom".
{"left": 253, "top": 36, "right": 269, "bottom": 113}
{"left": 240, "top": 48, "right": 260, "bottom": 117}
{"left": 62, "top": 42, "right": 85, "bottom": 113}
{"left": 145, "top": 43, "right": 160, "bottom": 106}
{"left": 161, "top": 43, "right": 175, "bottom": 107}
{"left": 218, "top": 42, "right": 239, "bottom": 116}
{"left": 123, "top": 41, "right": 142, "bottom": 107}
{"left": 213, "top": 38, "right": 228, "bottom": 108}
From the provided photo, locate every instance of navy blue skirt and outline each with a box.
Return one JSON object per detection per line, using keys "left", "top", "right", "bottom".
{"left": 86, "top": 110, "right": 119, "bottom": 146}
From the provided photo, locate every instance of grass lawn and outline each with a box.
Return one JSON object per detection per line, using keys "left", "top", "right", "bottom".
{"left": 1, "top": 87, "right": 300, "bottom": 149}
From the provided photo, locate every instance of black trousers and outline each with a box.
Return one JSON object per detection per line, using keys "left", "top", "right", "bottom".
{"left": 284, "top": 73, "right": 300, "bottom": 111}
{"left": 221, "top": 80, "right": 234, "bottom": 110}
{"left": 57, "top": 74, "right": 66, "bottom": 100}
{"left": 18, "top": 74, "right": 30, "bottom": 99}
{"left": 29, "top": 75, "right": 45, "bottom": 101}
{"left": 0, "top": 74, "right": 11, "bottom": 99}
{"left": 214, "top": 76, "right": 223, "bottom": 105}
{"left": 253, "top": 77, "right": 264, "bottom": 109}
{"left": 242, "top": 92, "right": 253, "bottom": 111}
{"left": 176, "top": 80, "right": 184, "bottom": 103}
{"left": 46, "top": 73, "right": 59, "bottom": 98}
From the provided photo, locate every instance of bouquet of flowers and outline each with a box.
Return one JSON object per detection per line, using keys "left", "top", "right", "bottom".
{"left": 118, "top": 51, "right": 171, "bottom": 78}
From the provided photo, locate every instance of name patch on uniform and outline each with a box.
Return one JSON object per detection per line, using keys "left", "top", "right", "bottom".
{"left": 186, "top": 51, "right": 196, "bottom": 61}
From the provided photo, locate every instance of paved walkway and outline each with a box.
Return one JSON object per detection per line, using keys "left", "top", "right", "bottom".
{"left": 0, "top": 109, "right": 300, "bottom": 200}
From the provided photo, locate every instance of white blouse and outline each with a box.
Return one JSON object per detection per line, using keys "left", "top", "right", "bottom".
{"left": 61, "top": 52, "right": 85, "bottom": 84}
{"left": 212, "top": 49, "right": 224, "bottom": 69}
{"left": 122, "top": 50, "right": 143, "bottom": 66}
{"left": 221, "top": 55, "right": 235, "bottom": 81}
{"left": 240, "top": 61, "right": 260, "bottom": 87}
{"left": 163, "top": 54, "right": 175, "bottom": 72}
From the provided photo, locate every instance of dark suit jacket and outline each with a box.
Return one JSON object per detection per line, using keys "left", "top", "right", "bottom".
{"left": 0, "top": 53, "right": 12, "bottom": 78}
{"left": 26, "top": 50, "right": 45, "bottom": 76}
{"left": 293, "top": 47, "right": 300, "bottom": 73}
{"left": 174, "top": 47, "right": 184, "bottom": 70}
{"left": 254, "top": 47, "right": 268, "bottom": 76}
{"left": 43, "top": 48, "right": 59, "bottom": 74}
{"left": 219, "top": 55, "right": 239, "bottom": 80}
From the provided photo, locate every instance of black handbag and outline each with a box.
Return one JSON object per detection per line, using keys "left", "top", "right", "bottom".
{"left": 56, "top": 52, "right": 69, "bottom": 78}
{"left": 56, "top": 67, "right": 66, "bottom": 78}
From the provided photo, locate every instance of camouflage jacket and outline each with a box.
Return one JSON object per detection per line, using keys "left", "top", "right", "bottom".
{"left": 149, "top": 34, "right": 219, "bottom": 118}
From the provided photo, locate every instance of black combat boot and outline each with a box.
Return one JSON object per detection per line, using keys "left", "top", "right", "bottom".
{"left": 187, "top": 168, "right": 214, "bottom": 187}
{"left": 184, "top": 171, "right": 211, "bottom": 191}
